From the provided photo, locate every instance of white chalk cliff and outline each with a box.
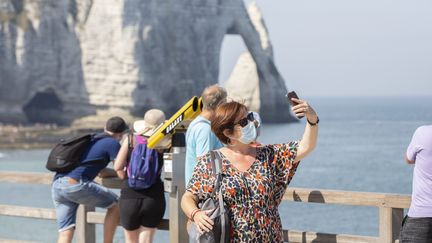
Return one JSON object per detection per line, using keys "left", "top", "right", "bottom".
{"left": 0, "top": 0, "right": 294, "bottom": 124}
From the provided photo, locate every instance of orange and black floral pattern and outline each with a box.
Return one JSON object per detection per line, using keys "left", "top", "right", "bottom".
{"left": 187, "top": 141, "right": 300, "bottom": 243}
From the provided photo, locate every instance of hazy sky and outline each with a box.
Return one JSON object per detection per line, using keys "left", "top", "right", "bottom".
{"left": 219, "top": 0, "right": 432, "bottom": 97}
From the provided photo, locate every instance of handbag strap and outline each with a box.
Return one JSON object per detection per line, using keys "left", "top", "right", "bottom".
{"left": 209, "top": 151, "right": 223, "bottom": 195}
{"left": 209, "top": 150, "right": 226, "bottom": 243}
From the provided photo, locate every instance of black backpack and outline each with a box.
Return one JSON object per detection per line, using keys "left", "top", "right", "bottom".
{"left": 46, "top": 133, "right": 108, "bottom": 173}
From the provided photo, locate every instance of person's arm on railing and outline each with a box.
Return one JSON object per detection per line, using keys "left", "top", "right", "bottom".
{"left": 98, "top": 168, "right": 117, "bottom": 178}
{"left": 405, "top": 127, "right": 420, "bottom": 164}
{"left": 290, "top": 98, "right": 319, "bottom": 163}
{"left": 405, "top": 154, "right": 415, "bottom": 164}
{"left": 114, "top": 139, "right": 129, "bottom": 179}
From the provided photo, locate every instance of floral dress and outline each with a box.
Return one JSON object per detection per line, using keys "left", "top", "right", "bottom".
{"left": 186, "top": 141, "right": 300, "bottom": 243}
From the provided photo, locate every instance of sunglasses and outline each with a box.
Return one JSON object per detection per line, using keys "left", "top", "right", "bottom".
{"left": 234, "top": 112, "right": 255, "bottom": 128}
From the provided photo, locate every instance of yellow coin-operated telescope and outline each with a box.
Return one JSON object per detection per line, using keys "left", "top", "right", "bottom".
{"left": 147, "top": 96, "right": 202, "bottom": 149}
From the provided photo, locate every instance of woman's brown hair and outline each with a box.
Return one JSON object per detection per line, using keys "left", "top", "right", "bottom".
{"left": 211, "top": 101, "right": 247, "bottom": 144}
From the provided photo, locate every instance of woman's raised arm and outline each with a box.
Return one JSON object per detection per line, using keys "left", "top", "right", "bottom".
{"left": 290, "top": 98, "right": 319, "bottom": 163}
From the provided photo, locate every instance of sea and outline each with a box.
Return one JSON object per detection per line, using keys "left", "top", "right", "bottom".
{"left": 0, "top": 96, "right": 431, "bottom": 242}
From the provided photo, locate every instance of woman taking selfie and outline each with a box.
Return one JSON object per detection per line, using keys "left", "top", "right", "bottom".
{"left": 181, "top": 97, "right": 319, "bottom": 242}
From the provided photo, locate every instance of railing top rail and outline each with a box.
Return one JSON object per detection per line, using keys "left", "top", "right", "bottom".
{"left": 0, "top": 171, "right": 53, "bottom": 185}
{"left": 283, "top": 187, "right": 411, "bottom": 208}
{"left": 0, "top": 171, "right": 411, "bottom": 209}
{"left": 0, "top": 171, "right": 103, "bottom": 185}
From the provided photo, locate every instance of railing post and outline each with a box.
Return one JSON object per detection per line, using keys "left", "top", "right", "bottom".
{"left": 379, "top": 207, "right": 404, "bottom": 243}
{"left": 164, "top": 133, "right": 189, "bottom": 243}
{"left": 76, "top": 204, "right": 96, "bottom": 243}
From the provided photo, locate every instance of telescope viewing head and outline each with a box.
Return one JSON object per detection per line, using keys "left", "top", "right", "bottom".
{"left": 147, "top": 96, "right": 202, "bottom": 149}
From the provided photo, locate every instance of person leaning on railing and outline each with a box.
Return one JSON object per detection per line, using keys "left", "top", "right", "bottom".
{"left": 400, "top": 124, "right": 432, "bottom": 243}
{"left": 181, "top": 98, "right": 319, "bottom": 242}
{"left": 51, "top": 117, "right": 128, "bottom": 243}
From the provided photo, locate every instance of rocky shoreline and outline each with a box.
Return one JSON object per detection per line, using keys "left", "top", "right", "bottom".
{"left": 0, "top": 124, "right": 103, "bottom": 149}
{"left": 0, "top": 111, "right": 141, "bottom": 149}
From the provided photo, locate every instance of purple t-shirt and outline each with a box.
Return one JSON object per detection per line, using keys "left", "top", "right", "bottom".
{"left": 407, "top": 125, "right": 432, "bottom": 217}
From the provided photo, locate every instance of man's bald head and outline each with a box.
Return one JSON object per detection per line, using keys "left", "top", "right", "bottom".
{"left": 201, "top": 85, "right": 227, "bottom": 111}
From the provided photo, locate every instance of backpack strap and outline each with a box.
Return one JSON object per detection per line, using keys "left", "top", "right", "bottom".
{"left": 80, "top": 133, "right": 112, "bottom": 166}
{"left": 92, "top": 132, "right": 111, "bottom": 141}
{"left": 209, "top": 150, "right": 226, "bottom": 243}
{"left": 125, "top": 132, "right": 136, "bottom": 179}
{"left": 126, "top": 132, "right": 133, "bottom": 163}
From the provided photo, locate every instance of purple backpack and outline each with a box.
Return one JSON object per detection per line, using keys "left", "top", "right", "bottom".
{"left": 127, "top": 135, "right": 160, "bottom": 189}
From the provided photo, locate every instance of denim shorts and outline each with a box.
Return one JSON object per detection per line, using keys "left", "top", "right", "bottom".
{"left": 399, "top": 215, "right": 432, "bottom": 243}
{"left": 51, "top": 177, "right": 119, "bottom": 232}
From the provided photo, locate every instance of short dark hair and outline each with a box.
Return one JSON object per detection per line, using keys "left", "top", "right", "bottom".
{"left": 211, "top": 101, "right": 247, "bottom": 144}
{"left": 105, "top": 116, "right": 128, "bottom": 133}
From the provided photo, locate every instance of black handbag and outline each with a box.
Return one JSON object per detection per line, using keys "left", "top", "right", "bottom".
{"left": 188, "top": 150, "right": 230, "bottom": 243}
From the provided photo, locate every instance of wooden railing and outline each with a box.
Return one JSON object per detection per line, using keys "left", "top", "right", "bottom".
{"left": 282, "top": 188, "right": 409, "bottom": 243}
{"left": 0, "top": 171, "right": 410, "bottom": 243}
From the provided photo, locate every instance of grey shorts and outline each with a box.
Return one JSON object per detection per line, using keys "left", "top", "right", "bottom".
{"left": 399, "top": 215, "right": 432, "bottom": 243}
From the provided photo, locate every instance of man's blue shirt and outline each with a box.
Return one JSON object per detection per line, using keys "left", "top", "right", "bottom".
{"left": 54, "top": 134, "right": 121, "bottom": 181}
{"left": 185, "top": 116, "right": 223, "bottom": 184}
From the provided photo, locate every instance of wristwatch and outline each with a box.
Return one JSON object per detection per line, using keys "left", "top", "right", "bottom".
{"left": 307, "top": 116, "right": 319, "bottom": 126}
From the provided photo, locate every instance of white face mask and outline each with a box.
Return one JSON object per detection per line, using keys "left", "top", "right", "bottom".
{"left": 237, "top": 121, "right": 257, "bottom": 144}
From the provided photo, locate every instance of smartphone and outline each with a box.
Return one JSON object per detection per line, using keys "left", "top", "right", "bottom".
{"left": 286, "top": 91, "right": 299, "bottom": 106}
{"left": 286, "top": 91, "right": 304, "bottom": 118}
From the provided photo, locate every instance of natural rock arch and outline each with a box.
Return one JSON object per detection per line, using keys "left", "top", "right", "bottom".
{"left": 0, "top": 0, "right": 294, "bottom": 124}
{"left": 124, "top": 0, "right": 294, "bottom": 122}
